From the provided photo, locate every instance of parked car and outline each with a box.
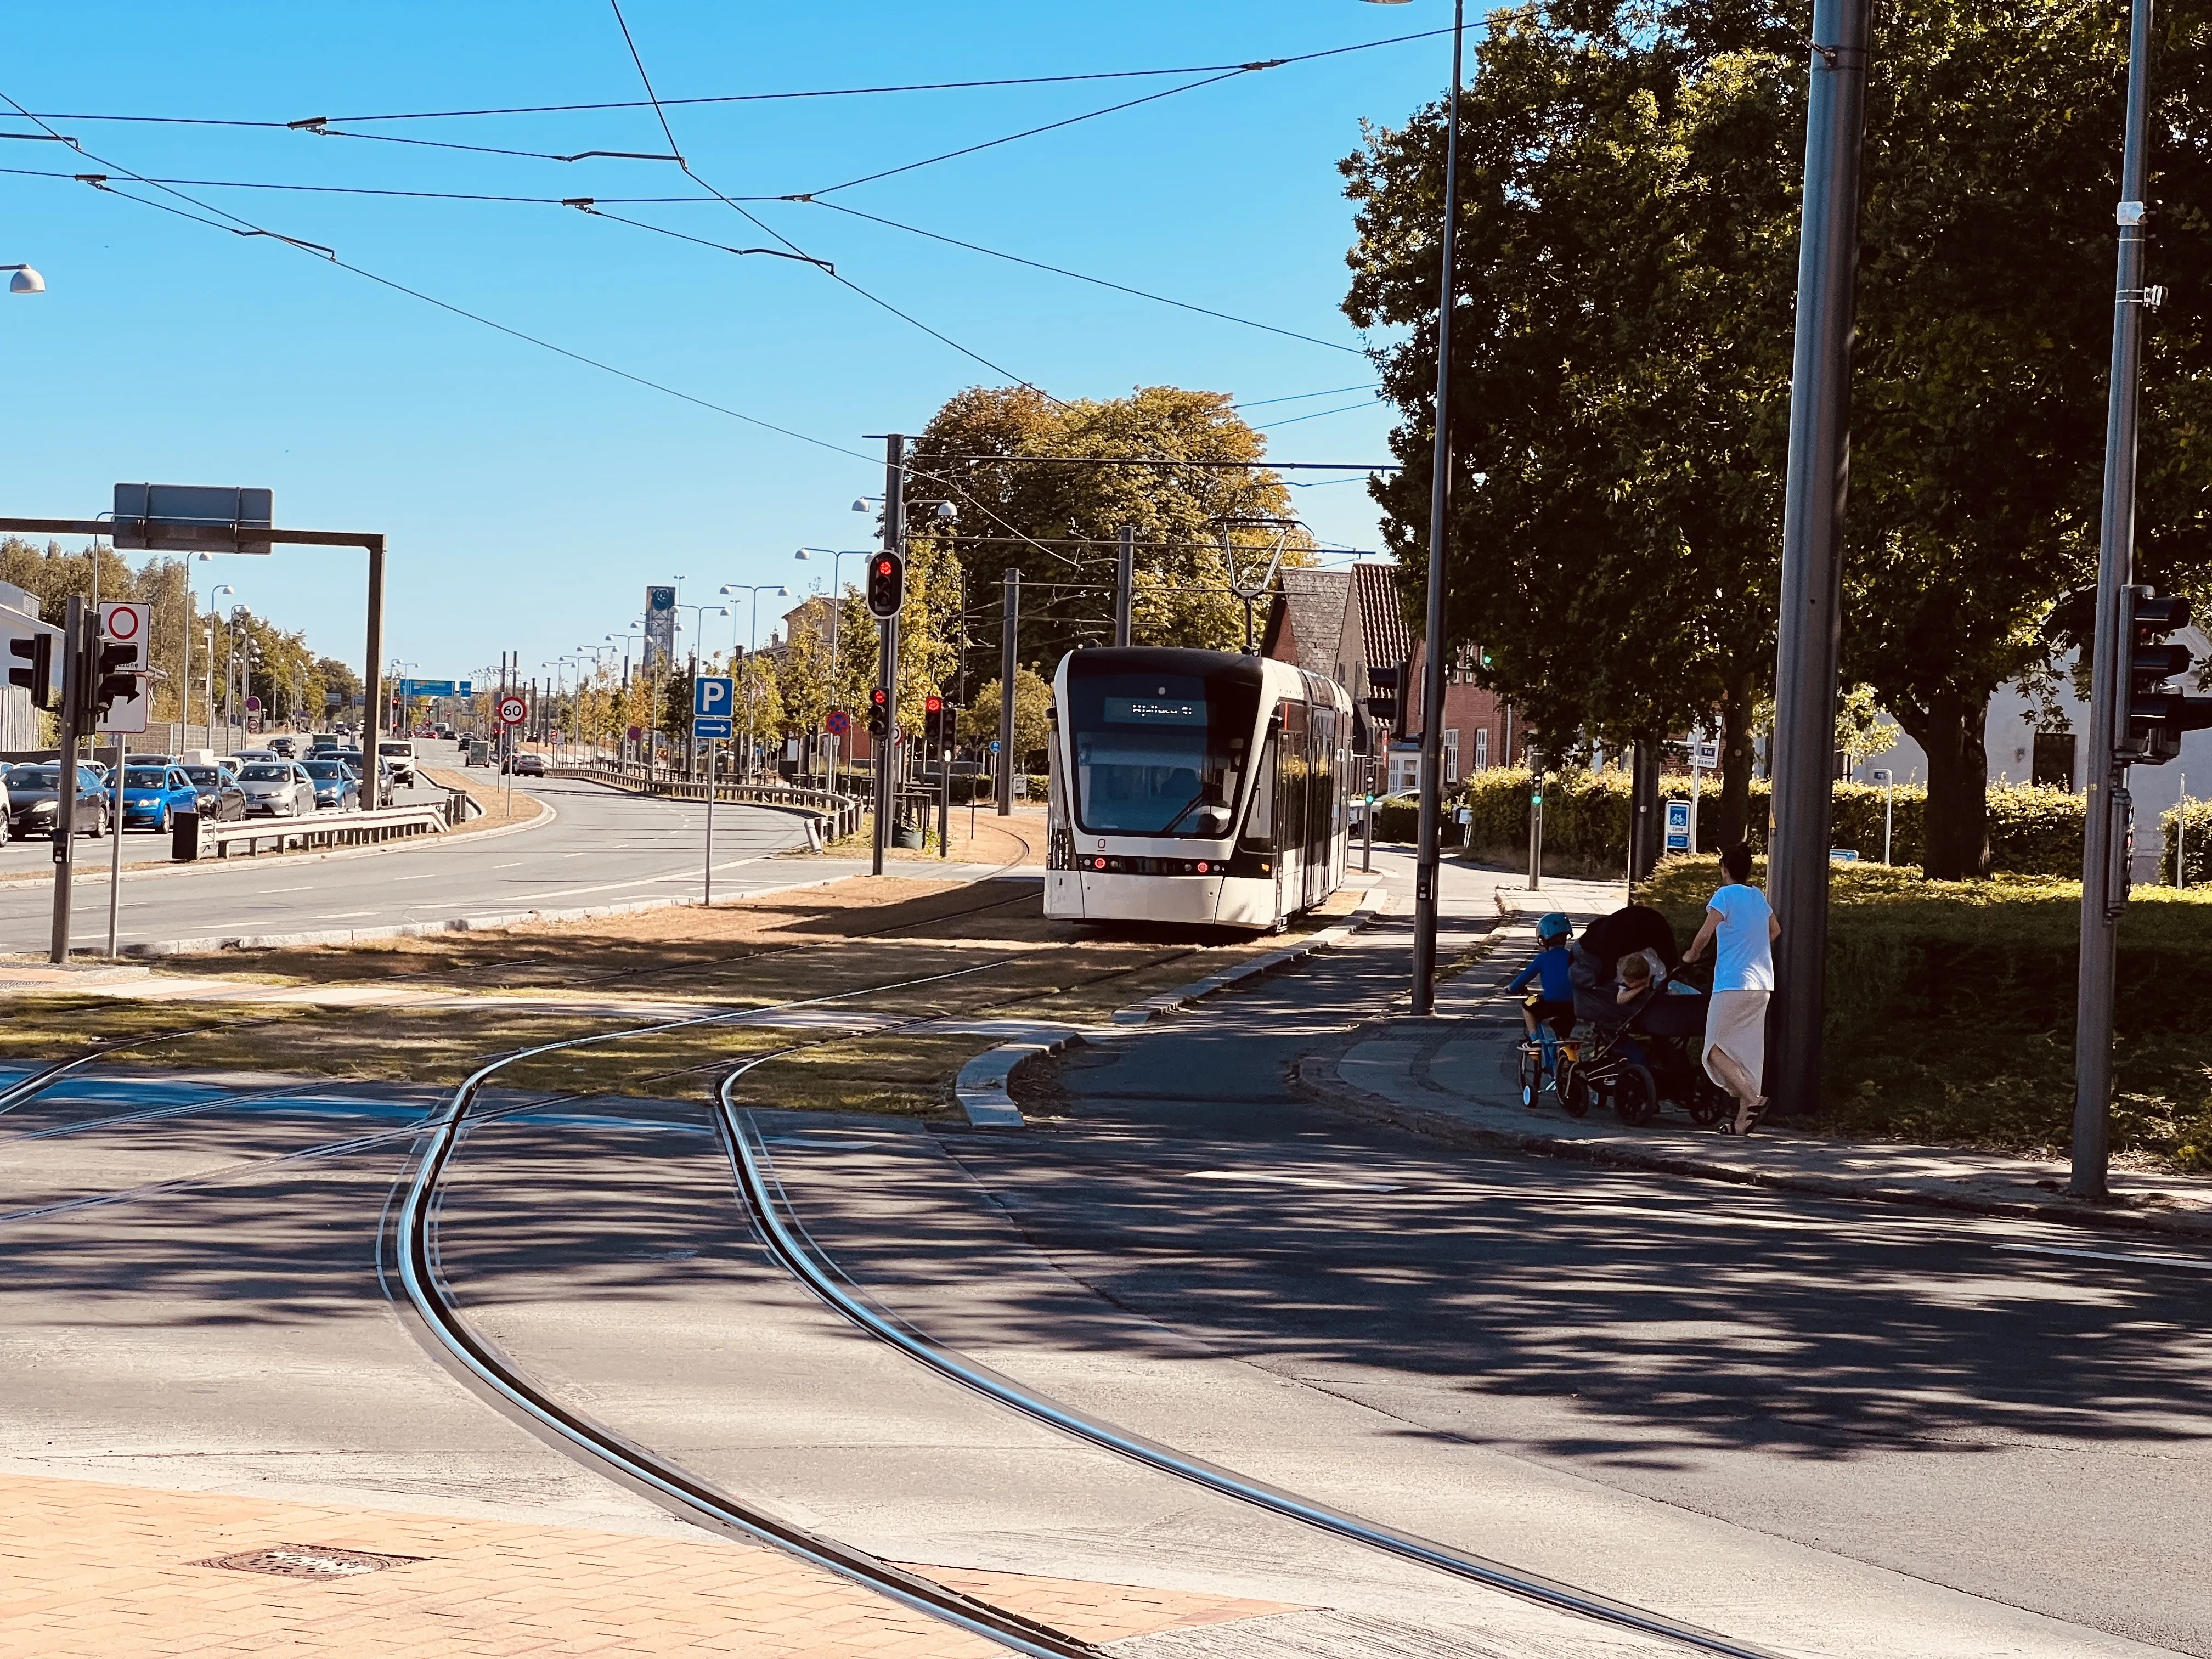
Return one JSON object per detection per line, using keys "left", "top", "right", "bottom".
{"left": 235, "top": 761, "right": 318, "bottom": 817}
{"left": 5, "top": 763, "right": 111, "bottom": 838}
{"left": 302, "top": 758, "right": 361, "bottom": 811}
{"left": 377, "top": 740, "right": 419, "bottom": 786}
{"left": 503, "top": 752, "right": 548, "bottom": 777}
{"left": 120, "top": 764, "right": 202, "bottom": 834}
{"left": 177, "top": 764, "right": 247, "bottom": 822}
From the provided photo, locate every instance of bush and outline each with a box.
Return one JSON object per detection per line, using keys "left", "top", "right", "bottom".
{"left": 2162, "top": 798, "right": 2212, "bottom": 887}
{"left": 1639, "top": 857, "right": 2212, "bottom": 1167}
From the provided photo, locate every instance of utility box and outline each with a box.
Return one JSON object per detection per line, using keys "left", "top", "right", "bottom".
{"left": 172, "top": 809, "right": 202, "bottom": 862}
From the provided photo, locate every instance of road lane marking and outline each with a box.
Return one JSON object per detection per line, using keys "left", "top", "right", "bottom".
{"left": 1996, "top": 1242, "right": 2211, "bottom": 1273}
{"left": 1186, "top": 1170, "right": 1405, "bottom": 1193}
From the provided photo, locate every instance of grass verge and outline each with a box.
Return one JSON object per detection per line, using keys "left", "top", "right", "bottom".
{"left": 1640, "top": 856, "right": 2212, "bottom": 1169}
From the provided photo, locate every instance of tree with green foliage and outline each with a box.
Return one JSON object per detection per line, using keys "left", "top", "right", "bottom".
{"left": 1344, "top": 0, "right": 2212, "bottom": 878}
{"left": 960, "top": 669, "right": 1054, "bottom": 770}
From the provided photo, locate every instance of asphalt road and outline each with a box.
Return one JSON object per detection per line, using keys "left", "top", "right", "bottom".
{"left": 764, "top": 890, "right": 2209, "bottom": 1658}
{"left": 0, "top": 745, "right": 862, "bottom": 955}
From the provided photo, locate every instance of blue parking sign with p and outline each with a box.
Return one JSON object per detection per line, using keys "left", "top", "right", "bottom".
{"left": 695, "top": 676, "right": 734, "bottom": 721}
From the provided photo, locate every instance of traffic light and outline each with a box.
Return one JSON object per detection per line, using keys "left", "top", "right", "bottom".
{"left": 923, "top": 693, "right": 944, "bottom": 753}
{"left": 867, "top": 685, "right": 891, "bottom": 739}
{"left": 6, "top": 624, "right": 57, "bottom": 710}
{"left": 2120, "top": 586, "right": 2212, "bottom": 765}
{"left": 866, "top": 552, "right": 905, "bottom": 619}
{"left": 91, "top": 642, "right": 139, "bottom": 726}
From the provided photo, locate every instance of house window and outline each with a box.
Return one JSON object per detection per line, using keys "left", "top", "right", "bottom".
{"left": 2032, "top": 731, "right": 2076, "bottom": 792}
{"left": 1444, "top": 729, "right": 1460, "bottom": 784}
{"left": 1474, "top": 728, "right": 1489, "bottom": 771}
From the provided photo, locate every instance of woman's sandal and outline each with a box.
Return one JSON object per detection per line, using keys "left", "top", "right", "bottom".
{"left": 1717, "top": 1097, "right": 1769, "bottom": 1136}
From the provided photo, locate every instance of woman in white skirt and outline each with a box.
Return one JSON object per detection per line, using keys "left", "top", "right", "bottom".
{"left": 1681, "top": 843, "right": 1779, "bottom": 1135}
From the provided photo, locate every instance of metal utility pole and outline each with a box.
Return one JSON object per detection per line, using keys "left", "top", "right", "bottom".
{"left": 1764, "top": 0, "right": 1871, "bottom": 1113}
{"left": 872, "top": 434, "right": 904, "bottom": 877}
{"left": 48, "top": 598, "right": 85, "bottom": 962}
{"left": 997, "top": 568, "right": 1020, "bottom": 817}
{"left": 1115, "top": 527, "right": 1134, "bottom": 647}
{"left": 2073, "top": 0, "right": 2160, "bottom": 1200}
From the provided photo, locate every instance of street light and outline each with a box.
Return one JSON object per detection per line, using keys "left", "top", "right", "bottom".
{"left": 2, "top": 264, "right": 45, "bottom": 294}
{"left": 719, "top": 583, "right": 791, "bottom": 780}
{"left": 1365, "top": 0, "right": 1466, "bottom": 1018}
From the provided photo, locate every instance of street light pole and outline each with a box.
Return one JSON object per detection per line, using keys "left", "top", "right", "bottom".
{"left": 2072, "top": 0, "right": 2160, "bottom": 1200}
{"left": 1368, "top": 0, "right": 1467, "bottom": 1019}
{"left": 1765, "top": 0, "right": 1872, "bottom": 1114}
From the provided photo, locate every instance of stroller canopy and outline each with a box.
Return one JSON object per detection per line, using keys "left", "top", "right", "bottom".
{"left": 1581, "top": 905, "right": 1682, "bottom": 972}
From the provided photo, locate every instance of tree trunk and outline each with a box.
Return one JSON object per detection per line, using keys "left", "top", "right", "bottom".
{"left": 1714, "top": 668, "right": 1757, "bottom": 850}
{"left": 1910, "top": 686, "right": 1992, "bottom": 879}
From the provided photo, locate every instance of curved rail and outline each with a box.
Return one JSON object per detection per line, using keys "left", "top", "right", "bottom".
{"left": 716, "top": 1082, "right": 1790, "bottom": 1659}
{"left": 388, "top": 965, "right": 1119, "bottom": 1659}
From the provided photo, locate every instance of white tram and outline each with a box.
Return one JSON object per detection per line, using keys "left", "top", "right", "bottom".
{"left": 1045, "top": 647, "right": 1357, "bottom": 930}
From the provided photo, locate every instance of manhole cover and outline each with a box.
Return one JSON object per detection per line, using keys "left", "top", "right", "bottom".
{"left": 197, "top": 1543, "right": 425, "bottom": 1579}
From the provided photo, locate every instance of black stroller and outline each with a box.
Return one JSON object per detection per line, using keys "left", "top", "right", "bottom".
{"left": 1558, "top": 906, "right": 1729, "bottom": 1126}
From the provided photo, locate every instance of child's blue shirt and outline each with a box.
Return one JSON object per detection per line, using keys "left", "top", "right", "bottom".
{"left": 1509, "top": 945, "right": 1573, "bottom": 1001}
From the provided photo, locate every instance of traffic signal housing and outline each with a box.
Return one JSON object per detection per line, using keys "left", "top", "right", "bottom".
{"left": 2121, "top": 586, "right": 2212, "bottom": 765}
{"left": 6, "top": 623, "right": 58, "bottom": 710}
{"left": 91, "top": 641, "right": 140, "bottom": 726}
{"left": 867, "top": 685, "right": 891, "bottom": 739}
{"left": 923, "top": 693, "right": 944, "bottom": 754}
{"left": 866, "top": 552, "right": 905, "bottom": 619}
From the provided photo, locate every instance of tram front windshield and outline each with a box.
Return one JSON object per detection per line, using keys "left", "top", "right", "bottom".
{"left": 1066, "top": 663, "right": 1260, "bottom": 836}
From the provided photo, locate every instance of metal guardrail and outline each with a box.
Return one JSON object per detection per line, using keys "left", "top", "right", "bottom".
{"left": 546, "top": 762, "right": 865, "bottom": 845}
{"left": 174, "top": 797, "right": 459, "bottom": 860}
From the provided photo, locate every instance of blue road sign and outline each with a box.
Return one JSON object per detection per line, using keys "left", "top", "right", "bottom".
{"left": 693, "top": 716, "right": 733, "bottom": 740}
{"left": 988, "top": 740, "right": 1002, "bottom": 753}
{"left": 1664, "top": 800, "right": 1692, "bottom": 851}
{"left": 694, "top": 675, "right": 735, "bottom": 720}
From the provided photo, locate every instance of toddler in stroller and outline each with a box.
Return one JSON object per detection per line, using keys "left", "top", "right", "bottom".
{"left": 1559, "top": 907, "right": 1729, "bottom": 1125}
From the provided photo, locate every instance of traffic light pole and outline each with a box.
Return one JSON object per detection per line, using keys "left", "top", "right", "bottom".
{"left": 997, "top": 569, "right": 1019, "bottom": 817}
{"left": 48, "top": 597, "right": 85, "bottom": 963}
{"left": 2072, "top": 0, "right": 2159, "bottom": 1201}
{"left": 872, "top": 434, "right": 904, "bottom": 879}
{"left": 1766, "top": 0, "right": 1870, "bottom": 1115}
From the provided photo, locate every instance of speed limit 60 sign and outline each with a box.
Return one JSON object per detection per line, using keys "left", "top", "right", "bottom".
{"left": 496, "top": 693, "right": 529, "bottom": 726}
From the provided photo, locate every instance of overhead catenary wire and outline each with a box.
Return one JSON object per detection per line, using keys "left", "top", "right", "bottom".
{"left": 21, "top": 29, "right": 1452, "bottom": 127}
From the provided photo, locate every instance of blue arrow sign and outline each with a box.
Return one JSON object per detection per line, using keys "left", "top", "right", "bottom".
{"left": 694, "top": 675, "right": 734, "bottom": 719}
{"left": 693, "top": 716, "right": 733, "bottom": 740}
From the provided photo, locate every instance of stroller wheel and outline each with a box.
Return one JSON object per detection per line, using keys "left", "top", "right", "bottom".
{"left": 1613, "top": 1064, "right": 1658, "bottom": 1126}
{"left": 1686, "top": 1071, "right": 1729, "bottom": 1126}
{"left": 1558, "top": 1059, "right": 1591, "bottom": 1118}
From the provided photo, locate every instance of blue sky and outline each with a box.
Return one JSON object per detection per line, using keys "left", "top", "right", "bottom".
{"left": 0, "top": 2, "right": 1447, "bottom": 683}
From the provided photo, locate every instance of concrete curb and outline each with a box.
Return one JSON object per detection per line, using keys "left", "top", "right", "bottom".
{"left": 952, "top": 888, "right": 1389, "bottom": 1128}
{"left": 1293, "top": 1048, "right": 2212, "bottom": 1245}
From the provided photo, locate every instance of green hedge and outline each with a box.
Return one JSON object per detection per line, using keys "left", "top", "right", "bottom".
{"left": 2162, "top": 799, "right": 2212, "bottom": 887}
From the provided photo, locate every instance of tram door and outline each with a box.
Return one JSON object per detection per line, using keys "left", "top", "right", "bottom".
{"left": 1307, "top": 702, "right": 1338, "bottom": 909}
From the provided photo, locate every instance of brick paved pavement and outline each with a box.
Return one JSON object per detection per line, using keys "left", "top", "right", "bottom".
{"left": 0, "top": 1474, "right": 1296, "bottom": 1657}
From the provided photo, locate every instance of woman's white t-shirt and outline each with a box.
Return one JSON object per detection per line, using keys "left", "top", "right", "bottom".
{"left": 1708, "top": 883, "right": 1775, "bottom": 992}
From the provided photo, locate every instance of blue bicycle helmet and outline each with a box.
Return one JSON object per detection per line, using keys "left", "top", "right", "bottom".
{"left": 1537, "top": 912, "right": 1572, "bottom": 945}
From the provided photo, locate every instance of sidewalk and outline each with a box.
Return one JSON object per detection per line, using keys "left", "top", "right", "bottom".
{"left": 0, "top": 1471, "right": 1295, "bottom": 1657}
{"left": 1308, "top": 878, "right": 2212, "bottom": 1243}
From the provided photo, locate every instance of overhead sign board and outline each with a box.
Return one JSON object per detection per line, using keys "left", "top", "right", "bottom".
{"left": 693, "top": 716, "right": 733, "bottom": 740}
{"left": 96, "top": 601, "right": 150, "bottom": 733}
{"left": 112, "top": 483, "right": 273, "bottom": 555}
{"left": 396, "top": 679, "right": 473, "bottom": 699}
{"left": 693, "top": 675, "right": 733, "bottom": 722}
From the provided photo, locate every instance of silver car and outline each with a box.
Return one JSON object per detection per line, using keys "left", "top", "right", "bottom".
{"left": 235, "top": 760, "right": 317, "bottom": 817}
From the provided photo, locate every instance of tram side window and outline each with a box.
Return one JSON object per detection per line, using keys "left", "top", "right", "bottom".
{"left": 1244, "top": 730, "right": 1276, "bottom": 852}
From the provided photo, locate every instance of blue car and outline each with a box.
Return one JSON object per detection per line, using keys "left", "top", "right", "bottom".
{"left": 120, "top": 763, "right": 202, "bottom": 833}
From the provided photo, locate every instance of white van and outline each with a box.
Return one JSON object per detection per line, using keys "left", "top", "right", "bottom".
{"left": 377, "top": 740, "right": 418, "bottom": 786}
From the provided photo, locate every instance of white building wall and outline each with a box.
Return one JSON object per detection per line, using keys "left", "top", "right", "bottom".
{"left": 1853, "top": 632, "right": 2212, "bottom": 877}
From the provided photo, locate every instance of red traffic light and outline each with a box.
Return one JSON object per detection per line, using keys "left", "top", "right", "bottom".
{"left": 924, "top": 695, "right": 943, "bottom": 713}
{"left": 868, "top": 687, "right": 889, "bottom": 708}
{"left": 866, "top": 551, "right": 906, "bottom": 618}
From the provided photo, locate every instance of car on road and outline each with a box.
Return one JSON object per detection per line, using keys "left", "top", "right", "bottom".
{"left": 5, "top": 763, "right": 112, "bottom": 838}
{"left": 235, "top": 760, "right": 318, "bottom": 818}
{"left": 177, "top": 764, "right": 247, "bottom": 822}
{"left": 503, "top": 752, "right": 547, "bottom": 777}
{"left": 378, "top": 740, "right": 419, "bottom": 786}
{"left": 302, "top": 758, "right": 361, "bottom": 812}
{"left": 120, "top": 764, "right": 202, "bottom": 834}
{"left": 268, "top": 736, "right": 298, "bottom": 758}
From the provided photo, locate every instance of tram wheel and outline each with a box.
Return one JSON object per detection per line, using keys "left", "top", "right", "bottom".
{"left": 1613, "top": 1064, "right": 1658, "bottom": 1126}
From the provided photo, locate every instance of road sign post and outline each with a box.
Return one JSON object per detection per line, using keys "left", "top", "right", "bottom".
{"left": 693, "top": 676, "right": 735, "bottom": 906}
{"left": 96, "top": 601, "right": 149, "bottom": 960}
{"left": 496, "top": 693, "right": 528, "bottom": 817}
